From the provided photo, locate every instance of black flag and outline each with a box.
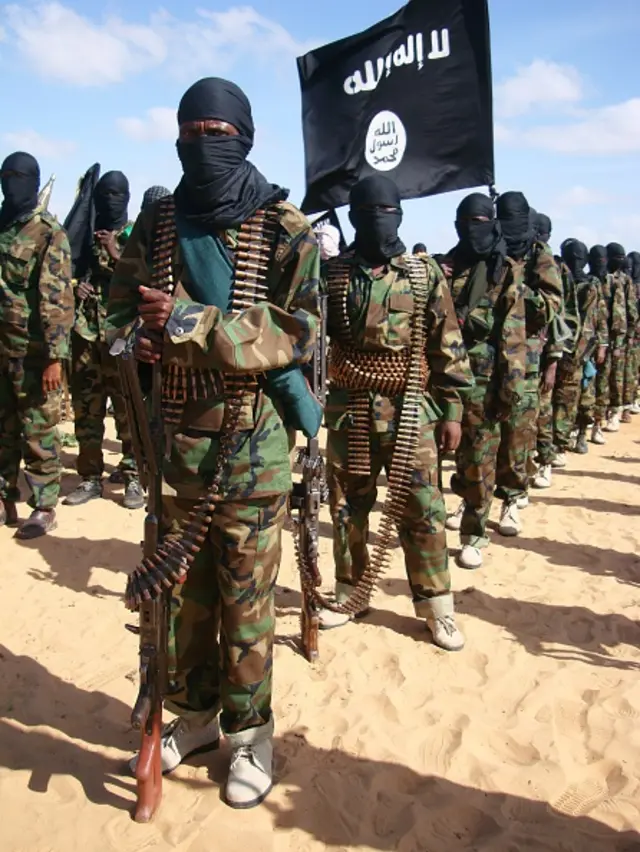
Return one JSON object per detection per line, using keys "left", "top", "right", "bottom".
{"left": 63, "top": 163, "right": 100, "bottom": 280}
{"left": 297, "top": 0, "right": 493, "bottom": 214}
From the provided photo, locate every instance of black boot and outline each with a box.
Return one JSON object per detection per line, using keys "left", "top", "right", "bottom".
{"left": 123, "top": 478, "right": 145, "bottom": 510}
{"left": 63, "top": 478, "right": 103, "bottom": 506}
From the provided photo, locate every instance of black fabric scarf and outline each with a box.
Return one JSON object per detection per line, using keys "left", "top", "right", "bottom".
{"left": 454, "top": 192, "right": 506, "bottom": 286}
{"left": 496, "top": 191, "right": 533, "bottom": 261}
{"left": 174, "top": 77, "right": 287, "bottom": 230}
{"left": 534, "top": 212, "right": 552, "bottom": 244}
{"left": 606, "top": 242, "right": 627, "bottom": 273}
{"left": 588, "top": 245, "right": 608, "bottom": 281}
{"left": 348, "top": 175, "right": 406, "bottom": 264}
{"left": 627, "top": 251, "right": 640, "bottom": 284}
{"left": 561, "top": 238, "right": 588, "bottom": 283}
{"left": 0, "top": 151, "right": 40, "bottom": 229}
{"left": 94, "top": 170, "right": 130, "bottom": 231}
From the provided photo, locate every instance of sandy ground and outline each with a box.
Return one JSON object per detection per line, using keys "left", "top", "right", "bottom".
{"left": 1, "top": 418, "right": 639, "bottom": 852}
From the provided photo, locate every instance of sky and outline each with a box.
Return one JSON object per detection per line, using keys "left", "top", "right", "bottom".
{"left": 1, "top": 0, "right": 639, "bottom": 254}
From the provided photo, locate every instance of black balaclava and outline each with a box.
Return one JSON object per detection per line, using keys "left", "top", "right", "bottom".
{"left": 561, "top": 238, "right": 588, "bottom": 282}
{"left": 534, "top": 212, "right": 552, "bottom": 244}
{"left": 455, "top": 192, "right": 506, "bottom": 281}
{"left": 0, "top": 151, "right": 40, "bottom": 228}
{"left": 413, "top": 242, "right": 427, "bottom": 254}
{"left": 174, "top": 77, "right": 287, "bottom": 230}
{"left": 588, "top": 245, "right": 607, "bottom": 280}
{"left": 348, "top": 175, "right": 406, "bottom": 264}
{"left": 496, "top": 191, "right": 533, "bottom": 260}
{"left": 606, "top": 242, "right": 627, "bottom": 273}
{"left": 141, "top": 185, "right": 171, "bottom": 211}
{"left": 94, "top": 171, "right": 130, "bottom": 231}
{"left": 627, "top": 251, "right": 640, "bottom": 284}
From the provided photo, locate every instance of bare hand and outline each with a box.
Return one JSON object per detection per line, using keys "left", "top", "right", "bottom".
{"left": 135, "top": 334, "right": 162, "bottom": 364}
{"left": 96, "top": 229, "right": 120, "bottom": 260}
{"left": 438, "top": 421, "right": 462, "bottom": 453}
{"left": 76, "top": 280, "right": 94, "bottom": 300}
{"left": 42, "top": 360, "right": 62, "bottom": 393}
{"left": 542, "top": 361, "right": 558, "bottom": 393}
{"left": 138, "top": 286, "right": 175, "bottom": 331}
{"left": 596, "top": 345, "right": 607, "bottom": 366}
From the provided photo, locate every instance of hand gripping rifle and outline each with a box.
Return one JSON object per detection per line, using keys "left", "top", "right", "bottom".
{"left": 111, "top": 328, "right": 168, "bottom": 822}
{"left": 290, "top": 294, "right": 328, "bottom": 661}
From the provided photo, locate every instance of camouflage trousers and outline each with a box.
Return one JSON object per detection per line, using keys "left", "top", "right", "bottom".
{"left": 0, "top": 359, "right": 62, "bottom": 509}
{"left": 326, "top": 424, "right": 450, "bottom": 613}
{"left": 552, "top": 360, "right": 582, "bottom": 452}
{"left": 450, "top": 382, "right": 501, "bottom": 546}
{"left": 536, "top": 381, "right": 555, "bottom": 465}
{"left": 595, "top": 349, "right": 625, "bottom": 420}
{"left": 577, "top": 375, "right": 596, "bottom": 431}
{"left": 496, "top": 377, "right": 540, "bottom": 501}
{"left": 163, "top": 491, "right": 287, "bottom": 734}
{"left": 70, "top": 333, "right": 136, "bottom": 481}
{"left": 622, "top": 343, "right": 639, "bottom": 406}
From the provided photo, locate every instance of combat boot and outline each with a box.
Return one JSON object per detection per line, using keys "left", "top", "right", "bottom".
{"left": 129, "top": 710, "right": 220, "bottom": 775}
{"left": 318, "top": 582, "right": 369, "bottom": 630}
{"left": 63, "top": 478, "right": 103, "bottom": 506}
{"left": 422, "top": 593, "right": 465, "bottom": 651}
{"left": 224, "top": 717, "right": 274, "bottom": 809}
{"left": 0, "top": 499, "right": 19, "bottom": 527}
{"left": 605, "top": 409, "right": 621, "bottom": 432}
{"left": 15, "top": 508, "right": 57, "bottom": 540}
{"left": 591, "top": 423, "right": 606, "bottom": 445}
{"left": 498, "top": 501, "right": 521, "bottom": 536}
{"left": 533, "top": 465, "right": 552, "bottom": 488}
{"left": 445, "top": 500, "right": 464, "bottom": 531}
{"left": 575, "top": 431, "right": 589, "bottom": 454}
{"left": 123, "top": 477, "right": 145, "bottom": 510}
{"left": 458, "top": 537, "right": 483, "bottom": 570}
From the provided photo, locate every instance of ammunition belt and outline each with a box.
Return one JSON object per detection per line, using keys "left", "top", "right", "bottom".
{"left": 124, "top": 200, "right": 280, "bottom": 609}
{"left": 299, "top": 255, "right": 430, "bottom": 617}
{"left": 328, "top": 341, "right": 428, "bottom": 395}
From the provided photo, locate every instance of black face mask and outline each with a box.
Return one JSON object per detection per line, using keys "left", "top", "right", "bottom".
{"left": 496, "top": 191, "right": 533, "bottom": 261}
{"left": 588, "top": 245, "right": 607, "bottom": 280}
{"left": 455, "top": 193, "right": 502, "bottom": 260}
{"left": 349, "top": 206, "right": 405, "bottom": 264}
{"left": 627, "top": 252, "right": 640, "bottom": 284}
{"left": 534, "top": 213, "right": 552, "bottom": 244}
{"left": 606, "top": 242, "right": 627, "bottom": 272}
{"left": 0, "top": 151, "right": 40, "bottom": 228}
{"left": 94, "top": 170, "right": 130, "bottom": 231}
{"left": 561, "top": 238, "right": 588, "bottom": 282}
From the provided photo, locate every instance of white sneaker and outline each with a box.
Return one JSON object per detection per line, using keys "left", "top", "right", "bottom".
{"left": 533, "top": 465, "right": 552, "bottom": 489}
{"left": 605, "top": 411, "right": 621, "bottom": 432}
{"left": 458, "top": 544, "right": 483, "bottom": 570}
{"left": 632, "top": 402, "right": 640, "bottom": 415}
{"left": 516, "top": 494, "right": 529, "bottom": 509}
{"left": 224, "top": 717, "right": 274, "bottom": 809}
{"left": 591, "top": 424, "right": 606, "bottom": 445}
{"left": 551, "top": 452, "right": 567, "bottom": 469}
{"left": 424, "top": 594, "right": 464, "bottom": 651}
{"left": 498, "top": 501, "right": 521, "bottom": 536}
{"left": 129, "top": 712, "right": 220, "bottom": 775}
{"left": 318, "top": 607, "right": 352, "bottom": 630}
{"left": 445, "top": 500, "right": 464, "bottom": 531}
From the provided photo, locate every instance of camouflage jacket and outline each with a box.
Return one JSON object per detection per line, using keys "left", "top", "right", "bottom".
{"left": 514, "top": 241, "right": 564, "bottom": 376}
{"left": 594, "top": 278, "right": 609, "bottom": 348}
{"left": 601, "top": 271, "right": 627, "bottom": 348}
{"left": 324, "top": 252, "right": 474, "bottom": 433}
{"left": 622, "top": 272, "right": 640, "bottom": 343}
{"left": 448, "top": 253, "right": 526, "bottom": 413}
{"left": 74, "top": 222, "right": 133, "bottom": 343}
{"left": 106, "top": 200, "right": 320, "bottom": 501}
{"left": 0, "top": 208, "right": 73, "bottom": 361}
{"left": 572, "top": 275, "right": 602, "bottom": 364}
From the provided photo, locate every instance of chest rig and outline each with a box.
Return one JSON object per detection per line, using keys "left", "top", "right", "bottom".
{"left": 124, "top": 197, "right": 280, "bottom": 609}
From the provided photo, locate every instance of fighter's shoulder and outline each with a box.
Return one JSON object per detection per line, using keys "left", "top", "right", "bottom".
{"left": 270, "top": 201, "right": 315, "bottom": 241}
{"left": 18, "top": 210, "right": 66, "bottom": 249}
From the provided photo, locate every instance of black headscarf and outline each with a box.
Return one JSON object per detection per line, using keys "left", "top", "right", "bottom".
{"left": 627, "top": 251, "right": 640, "bottom": 284}
{"left": 534, "top": 212, "right": 552, "bottom": 244}
{"left": 0, "top": 151, "right": 40, "bottom": 228}
{"left": 454, "top": 192, "right": 506, "bottom": 283}
{"left": 348, "top": 176, "right": 406, "bottom": 264}
{"left": 141, "top": 185, "right": 171, "bottom": 211}
{"left": 496, "top": 191, "right": 533, "bottom": 260}
{"left": 174, "top": 77, "right": 287, "bottom": 230}
{"left": 94, "top": 171, "right": 130, "bottom": 231}
{"left": 606, "top": 242, "right": 627, "bottom": 272}
{"left": 561, "top": 238, "right": 588, "bottom": 282}
{"left": 588, "top": 245, "right": 607, "bottom": 280}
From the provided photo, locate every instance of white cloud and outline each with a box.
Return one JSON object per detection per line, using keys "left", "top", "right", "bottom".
{"left": 1, "top": 129, "right": 75, "bottom": 158}
{"left": 1, "top": 3, "right": 314, "bottom": 87}
{"left": 495, "top": 60, "right": 584, "bottom": 118}
{"left": 527, "top": 98, "right": 640, "bottom": 155}
{"left": 553, "top": 185, "right": 610, "bottom": 208}
{"left": 117, "top": 107, "right": 176, "bottom": 142}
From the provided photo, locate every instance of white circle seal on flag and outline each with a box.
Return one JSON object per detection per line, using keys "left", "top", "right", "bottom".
{"left": 365, "top": 110, "right": 407, "bottom": 172}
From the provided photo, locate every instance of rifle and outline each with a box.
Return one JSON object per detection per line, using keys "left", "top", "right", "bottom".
{"left": 111, "top": 331, "right": 167, "bottom": 822}
{"left": 290, "top": 294, "right": 328, "bottom": 661}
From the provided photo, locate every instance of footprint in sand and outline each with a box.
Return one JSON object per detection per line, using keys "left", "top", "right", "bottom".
{"left": 552, "top": 779, "right": 607, "bottom": 816}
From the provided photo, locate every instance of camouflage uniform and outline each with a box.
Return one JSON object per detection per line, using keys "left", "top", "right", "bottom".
{"left": 107, "top": 200, "right": 320, "bottom": 733}
{"left": 496, "top": 242, "right": 563, "bottom": 499}
{"left": 448, "top": 256, "right": 526, "bottom": 545}
{"left": 577, "top": 277, "right": 609, "bottom": 428}
{"left": 0, "top": 209, "right": 73, "bottom": 508}
{"left": 622, "top": 272, "right": 640, "bottom": 407}
{"left": 324, "top": 253, "right": 474, "bottom": 610}
{"left": 71, "top": 224, "right": 137, "bottom": 481}
{"left": 595, "top": 272, "right": 627, "bottom": 419}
